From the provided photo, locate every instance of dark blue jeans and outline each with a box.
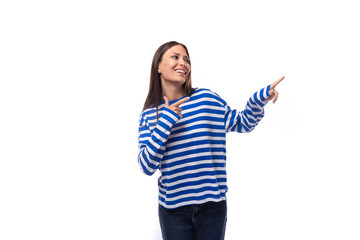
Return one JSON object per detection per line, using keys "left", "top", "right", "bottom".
{"left": 158, "top": 200, "right": 227, "bottom": 240}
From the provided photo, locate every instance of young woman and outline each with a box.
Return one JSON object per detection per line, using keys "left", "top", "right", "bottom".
{"left": 138, "top": 41, "right": 284, "bottom": 240}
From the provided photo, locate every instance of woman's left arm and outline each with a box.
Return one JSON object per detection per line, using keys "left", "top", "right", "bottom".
{"left": 224, "top": 76, "right": 284, "bottom": 133}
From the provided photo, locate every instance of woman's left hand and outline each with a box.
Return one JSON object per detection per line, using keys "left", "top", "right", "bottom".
{"left": 267, "top": 76, "right": 284, "bottom": 104}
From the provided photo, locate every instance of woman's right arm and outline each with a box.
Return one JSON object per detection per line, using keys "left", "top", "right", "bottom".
{"left": 137, "top": 107, "right": 181, "bottom": 176}
{"left": 138, "top": 97, "right": 190, "bottom": 176}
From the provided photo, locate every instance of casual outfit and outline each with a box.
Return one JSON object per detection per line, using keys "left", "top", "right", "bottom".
{"left": 138, "top": 86, "right": 270, "bottom": 239}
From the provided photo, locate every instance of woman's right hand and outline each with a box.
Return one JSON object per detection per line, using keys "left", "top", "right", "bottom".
{"left": 164, "top": 96, "right": 190, "bottom": 119}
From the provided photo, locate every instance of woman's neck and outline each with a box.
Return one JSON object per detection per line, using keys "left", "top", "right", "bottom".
{"left": 161, "top": 81, "right": 187, "bottom": 101}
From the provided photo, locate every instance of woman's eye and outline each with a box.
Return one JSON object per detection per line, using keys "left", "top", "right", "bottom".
{"left": 172, "top": 55, "right": 190, "bottom": 64}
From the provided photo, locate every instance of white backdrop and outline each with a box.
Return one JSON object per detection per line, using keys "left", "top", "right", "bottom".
{"left": 1, "top": 0, "right": 359, "bottom": 239}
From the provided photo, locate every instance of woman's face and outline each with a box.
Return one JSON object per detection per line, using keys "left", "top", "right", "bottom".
{"left": 158, "top": 45, "right": 191, "bottom": 85}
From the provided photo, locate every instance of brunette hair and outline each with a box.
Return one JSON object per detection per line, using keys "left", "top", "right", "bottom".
{"left": 142, "top": 41, "right": 195, "bottom": 122}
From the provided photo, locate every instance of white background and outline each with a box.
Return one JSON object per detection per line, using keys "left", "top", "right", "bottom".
{"left": 1, "top": 0, "right": 359, "bottom": 239}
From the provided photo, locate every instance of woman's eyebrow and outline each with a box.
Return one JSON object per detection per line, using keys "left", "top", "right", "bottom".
{"left": 171, "top": 52, "right": 189, "bottom": 58}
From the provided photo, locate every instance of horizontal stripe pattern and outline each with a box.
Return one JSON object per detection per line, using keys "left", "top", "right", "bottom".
{"left": 138, "top": 85, "right": 270, "bottom": 209}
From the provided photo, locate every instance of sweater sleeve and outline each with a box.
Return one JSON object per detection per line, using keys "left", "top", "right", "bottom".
{"left": 224, "top": 85, "right": 271, "bottom": 133}
{"left": 137, "top": 107, "right": 181, "bottom": 176}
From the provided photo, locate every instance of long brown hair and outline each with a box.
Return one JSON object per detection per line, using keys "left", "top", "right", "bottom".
{"left": 142, "top": 41, "right": 195, "bottom": 122}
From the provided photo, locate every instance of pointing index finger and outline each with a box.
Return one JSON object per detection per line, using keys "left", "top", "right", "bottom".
{"left": 270, "top": 76, "right": 285, "bottom": 89}
{"left": 171, "top": 97, "right": 190, "bottom": 107}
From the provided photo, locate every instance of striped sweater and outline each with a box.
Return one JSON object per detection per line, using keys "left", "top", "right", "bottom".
{"left": 137, "top": 85, "right": 271, "bottom": 209}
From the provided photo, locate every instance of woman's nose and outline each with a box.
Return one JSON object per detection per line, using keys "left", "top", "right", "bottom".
{"left": 178, "top": 58, "right": 186, "bottom": 66}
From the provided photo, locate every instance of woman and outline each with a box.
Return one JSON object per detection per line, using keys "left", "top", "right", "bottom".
{"left": 138, "top": 41, "right": 283, "bottom": 240}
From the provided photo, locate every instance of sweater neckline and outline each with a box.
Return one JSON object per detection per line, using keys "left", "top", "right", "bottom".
{"left": 161, "top": 88, "right": 196, "bottom": 105}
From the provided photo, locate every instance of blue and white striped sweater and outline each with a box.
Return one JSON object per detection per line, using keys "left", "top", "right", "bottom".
{"left": 138, "top": 85, "right": 271, "bottom": 209}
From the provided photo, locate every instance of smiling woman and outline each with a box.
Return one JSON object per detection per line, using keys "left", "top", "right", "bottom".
{"left": 142, "top": 41, "right": 196, "bottom": 123}
{"left": 158, "top": 46, "right": 190, "bottom": 81}
{"left": 137, "top": 41, "right": 284, "bottom": 240}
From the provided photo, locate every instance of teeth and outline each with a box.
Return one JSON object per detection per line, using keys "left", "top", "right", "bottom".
{"left": 176, "top": 70, "right": 185, "bottom": 74}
